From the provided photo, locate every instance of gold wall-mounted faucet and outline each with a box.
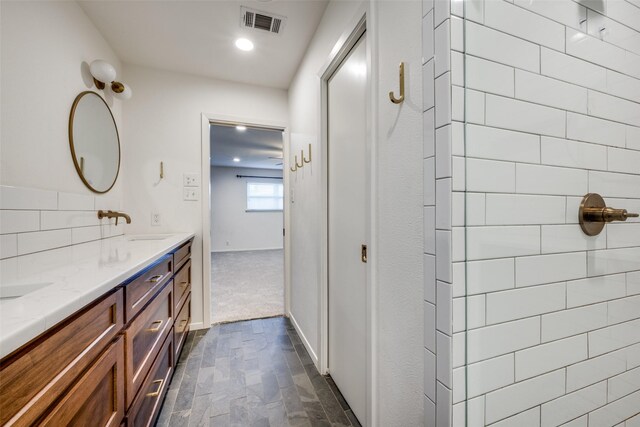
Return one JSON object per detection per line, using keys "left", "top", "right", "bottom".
{"left": 97, "top": 210, "right": 132, "bottom": 226}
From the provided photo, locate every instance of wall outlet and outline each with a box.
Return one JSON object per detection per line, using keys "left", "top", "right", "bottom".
{"left": 151, "top": 212, "right": 161, "bottom": 226}
{"left": 183, "top": 188, "right": 199, "bottom": 201}
{"left": 183, "top": 173, "right": 200, "bottom": 187}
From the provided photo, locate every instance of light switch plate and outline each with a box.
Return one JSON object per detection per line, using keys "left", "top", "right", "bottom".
{"left": 183, "top": 173, "right": 200, "bottom": 187}
{"left": 183, "top": 188, "right": 199, "bottom": 201}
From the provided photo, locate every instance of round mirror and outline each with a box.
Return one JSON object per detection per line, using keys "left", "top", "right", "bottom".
{"left": 69, "top": 91, "right": 120, "bottom": 193}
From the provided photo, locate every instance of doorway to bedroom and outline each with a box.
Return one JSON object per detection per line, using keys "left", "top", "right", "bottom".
{"left": 209, "top": 122, "right": 285, "bottom": 324}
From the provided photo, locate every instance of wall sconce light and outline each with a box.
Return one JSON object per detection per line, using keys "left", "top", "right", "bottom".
{"left": 89, "top": 59, "right": 132, "bottom": 100}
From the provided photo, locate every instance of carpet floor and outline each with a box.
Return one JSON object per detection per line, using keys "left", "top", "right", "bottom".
{"left": 211, "top": 249, "right": 284, "bottom": 324}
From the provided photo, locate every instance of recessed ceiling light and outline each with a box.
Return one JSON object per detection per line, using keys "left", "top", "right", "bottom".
{"left": 236, "top": 125, "right": 247, "bottom": 131}
{"left": 235, "top": 38, "right": 254, "bottom": 51}
{"left": 233, "top": 157, "right": 241, "bottom": 162}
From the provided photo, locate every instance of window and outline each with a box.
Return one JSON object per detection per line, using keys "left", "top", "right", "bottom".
{"left": 246, "top": 182, "right": 283, "bottom": 211}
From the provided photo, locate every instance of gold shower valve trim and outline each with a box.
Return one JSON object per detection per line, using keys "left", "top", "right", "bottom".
{"left": 579, "top": 193, "right": 639, "bottom": 236}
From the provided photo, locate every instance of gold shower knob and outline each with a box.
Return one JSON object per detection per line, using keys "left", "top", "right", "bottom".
{"left": 579, "top": 193, "right": 639, "bottom": 236}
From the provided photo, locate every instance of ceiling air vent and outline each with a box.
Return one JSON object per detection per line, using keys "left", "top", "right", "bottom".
{"left": 241, "top": 7, "right": 286, "bottom": 35}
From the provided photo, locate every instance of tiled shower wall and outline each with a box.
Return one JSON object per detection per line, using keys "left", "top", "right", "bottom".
{"left": 449, "top": 0, "right": 640, "bottom": 425}
{"left": 0, "top": 185, "right": 123, "bottom": 260}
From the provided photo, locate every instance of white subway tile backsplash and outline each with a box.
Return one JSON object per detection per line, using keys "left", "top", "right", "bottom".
{"left": 516, "top": 335, "right": 588, "bottom": 382}
{"left": 627, "top": 125, "right": 640, "bottom": 151}
{"left": 587, "top": 10, "right": 640, "bottom": 57}
{"left": 40, "top": 211, "right": 100, "bottom": 231}
{"left": 424, "top": 158, "right": 435, "bottom": 205}
{"left": 424, "top": 60, "right": 435, "bottom": 111}
{"left": 541, "top": 303, "right": 608, "bottom": 342}
{"left": 608, "top": 223, "right": 640, "bottom": 249}
{"left": 467, "top": 317, "right": 540, "bottom": 363}
{"left": 486, "top": 95, "right": 566, "bottom": 138}
{"left": 516, "top": 163, "right": 588, "bottom": 196}
{"left": 606, "top": 0, "right": 640, "bottom": 30}
{"left": 425, "top": 109, "right": 435, "bottom": 158}
{"left": 425, "top": 254, "right": 436, "bottom": 303}
{"left": 467, "top": 225, "right": 539, "bottom": 260}
{"left": 466, "top": 56, "right": 514, "bottom": 97}
{"left": 0, "top": 186, "right": 57, "bottom": 210}
{"left": 608, "top": 147, "right": 640, "bottom": 174}
{"left": 466, "top": 89, "right": 486, "bottom": 124}
{"left": 71, "top": 225, "right": 103, "bottom": 245}
{"left": 424, "top": 207, "right": 436, "bottom": 255}
{"left": 541, "top": 137, "right": 607, "bottom": 170}
{"left": 436, "top": 381, "right": 452, "bottom": 427}
{"left": 436, "top": 179, "right": 452, "bottom": 230}
{"left": 567, "top": 274, "right": 627, "bottom": 308}
{"left": 466, "top": 158, "right": 515, "bottom": 193}
{"left": 436, "top": 231, "right": 452, "bottom": 282}
{"left": 485, "top": 370, "right": 565, "bottom": 424}
{"left": 588, "top": 390, "right": 640, "bottom": 427}
{"left": 0, "top": 210, "right": 40, "bottom": 234}
{"left": 467, "top": 354, "right": 514, "bottom": 398}
{"left": 436, "top": 125, "right": 452, "bottom": 178}
{"left": 542, "top": 224, "right": 606, "bottom": 254}
{"left": 0, "top": 234, "right": 17, "bottom": 259}
{"left": 567, "top": 112, "right": 627, "bottom": 148}
{"left": 485, "top": 194, "right": 565, "bottom": 225}
{"left": 608, "top": 366, "right": 640, "bottom": 402}
{"left": 466, "top": 192, "right": 486, "bottom": 226}
{"left": 513, "top": 0, "right": 586, "bottom": 30}
{"left": 466, "top": 124, "right": 540, "bottom": 164}
{"left": 540, "top": 381, "right": 607, "bottom": 427}
{"left": 17, "top": 229, "right": 72, "bottom": 255}
{"left": 588, "top": 90, "right": 640, "bottom": 127}
{"left": 491, "top": 407, "right": 541, "bottom": 427}
{"left": 589, "top": 318, "right": 640, "bottom": 357}
{"left": 435, "top": 72, "right": 452, "bottom": 128}
{"left": 588, "top": 247, "right": 640, "bottom": 276}
{"left": 515, "top": 70, "right": 588, "bottom": 114}
{"left": 57, "top": 192, "right": 94, "bottom": 211}
{"left": 608, "top": 295, "right": 640, "bottom": 325}
{"left": 487, "top": 282, "right": 566, "bottom": 324}
{"left": 516, "top": 252, "right": 586, "bottom": 287}
{"left": 437, "top": 280, "right": 453, "bottom": 334}
{"left": 540, "top": 47, "right": 606, "bottom": 92}
{"left": 425, "top": 348, "right": 436, "bottom": 401}
{"left": 467, "top": 258, "right": 514, "bottom": 294}
{"left": 567, "top": 350, "right": 627, "bottom": 392}
{"left": 606, "top": 70, "right": 640, "bottom": 103}
{"left": 466, "top": 21, "right": 540, "bottom": 72}
{"left": 436, "top": 332, "right": 452, "bottom": 387}
{"left": 434, "top": 19, "right": 450, "bottom": 77}
{"left": 484, "top": 0, "right": 565, "bottom": 51}
{"left": 590, "top": 170, "right": 640, "bottom": 199}
{"left": 423, "top": 10, "right": 434, "bottom": 63}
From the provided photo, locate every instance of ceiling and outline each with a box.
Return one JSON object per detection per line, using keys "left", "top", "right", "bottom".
{"left": 210, "top": 124, "right": 283, "bottom": 170}
{"left": 78, "top": 0, "right": 328, "bottom": 89}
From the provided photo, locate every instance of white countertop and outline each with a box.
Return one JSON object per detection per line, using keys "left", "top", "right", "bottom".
{"left": 0, "top": 232, "right": 194, "bottom": 359}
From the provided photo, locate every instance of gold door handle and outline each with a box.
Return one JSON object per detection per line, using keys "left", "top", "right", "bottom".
{"left": 147, "top": 274, "right": 164, "bottom": 283}
{"left": 146, "top": 379, "right": 164, "bottom": 397}
{"left": 146, "top": 319, "right": 164, "bottom": 333}
{"left": 179, "top": 281, "right": 188, "bottom": 288}
{"left": 580, "top": 193, "right": 639, "bottom": 236}
{"left": 361, "top": 244, "right": 368, "bottom": 263}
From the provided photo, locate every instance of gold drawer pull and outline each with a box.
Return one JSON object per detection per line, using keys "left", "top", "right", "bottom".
{"left": 147, "top": 319, "right": 164, "bottom": 333}
{"left": 146, "top": 379, "right": 164, "bottom": 397}
{"left": 179, "top": 281, "right": 188, "bottom": 287}
{"left": 179, "top": 319, "right": 188, "bottom": 327}
{"left": 147, "top": 274, "right": 164, "bottom": 283}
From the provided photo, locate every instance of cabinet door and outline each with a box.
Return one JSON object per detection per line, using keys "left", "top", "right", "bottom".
{"left": 125, "top": 281, "right": 173, "bottom": 407}
{"left": 173, "top": 259, "right": 191, "bottom": 314}
{"left": 39, "top": 336, "right": 125, "bottom": 427}
{"left": 0, "top": 289, "right": 123, "bottom": 426}
{"left": 174, "top": 293, "right": 191, "bottom": 363}
{"left": 127, "top": 333, "right": 174, "bottom": 427}
{"left": 125, "top": 254, "right": 172, "bottom": 323}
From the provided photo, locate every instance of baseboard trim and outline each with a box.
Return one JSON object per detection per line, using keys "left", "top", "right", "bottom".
{"left": 289, "top": 312, "right": 319, "bottom": 369}
{"left": 189, "top": 321, "right": 205, "bottom": 330}
{"left": 211, "top": 247, "right": 283, "bottom": 253}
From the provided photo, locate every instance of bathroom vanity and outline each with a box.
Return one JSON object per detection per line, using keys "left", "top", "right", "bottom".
{"left": 0, "top": 233, "right": 194, "bottom": 427}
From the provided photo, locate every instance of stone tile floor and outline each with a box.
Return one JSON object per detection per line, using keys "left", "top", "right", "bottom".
{"left": 157, "top": 316, "right": 362, "bottom": 427}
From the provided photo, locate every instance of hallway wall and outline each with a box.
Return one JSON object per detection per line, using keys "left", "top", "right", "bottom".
{"left": 210, "top": 166, "right": 283, "bottom": 252}
{"left": 122, "top": 64, "right": 288, "bottom": 329}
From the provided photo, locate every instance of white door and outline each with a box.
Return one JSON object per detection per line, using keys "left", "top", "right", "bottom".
{"left": 328, "top": 33, "right": 367, "bottom": 422}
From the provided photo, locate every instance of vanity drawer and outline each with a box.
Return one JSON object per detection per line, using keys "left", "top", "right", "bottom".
{"left": 174, "top": 293, "right": 191, "bottom": 363}
{"left": 0, "top": 289, "right": 123, "bottom": 426}
{"left": 125, "top": 254, "right": 172, "bottom": 322}
{"left": 173, "top": 239, "right": 192, "bottom": 270}
{"left": 127, "top": 333, "right": 173, "bottom": 427}
{"left": 173, "top": 259, "right": 191, "bottom": 313}
{"left": 125, "top": 282, "right": 173, "bottom": 407}
{"left": 39, "top": 336, "right": 125, "bottom": 427}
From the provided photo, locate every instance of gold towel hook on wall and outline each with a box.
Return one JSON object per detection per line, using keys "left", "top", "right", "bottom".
{"left": 303, "top": 143, "right": 312, "bottom": 164}
{"left": 297, "top": 151, "right": 305, "bottom": 168}
{"left": 389, "top": 62, "right": 405, "bottom": 104}
{"left": 290, "top": 155, "right": 299, "bottom": 172}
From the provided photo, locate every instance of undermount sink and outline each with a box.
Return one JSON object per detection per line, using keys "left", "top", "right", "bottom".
{"left": 126, "top": 234, "right": 171, "bottom": 241}
{"left": 0, "top": 282, "right": 53, "bottom": 300}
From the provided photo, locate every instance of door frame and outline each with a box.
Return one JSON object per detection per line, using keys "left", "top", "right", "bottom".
{"left": 318, "top": 5, "right": 377, "bottom": 426}
{"left": 200, "top": 113, "right": 291, "bottom": 327}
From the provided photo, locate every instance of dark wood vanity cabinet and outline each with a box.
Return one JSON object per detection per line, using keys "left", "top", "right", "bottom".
{"left": 0, "top": 237, "right": 194, "bottom": 427}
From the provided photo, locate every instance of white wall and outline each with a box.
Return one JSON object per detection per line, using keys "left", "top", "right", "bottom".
{"left": 121, "top": 64, "right": 288, "bottom": 329}
{"left": 287, "top": 0, "right": 365, "bottom": 366}
{"left": 210, "top": 166, "right": 283, "bottom": 252}
{"left": 288, "top": 0, "right": 424, "bottom": 425}
{"left": 0, "top": 1, "right": 123, "bottom": 202}
{"left": 449, "top": 0, "right": 640, "bottom": 425}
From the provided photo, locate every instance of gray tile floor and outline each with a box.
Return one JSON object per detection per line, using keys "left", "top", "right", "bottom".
{"left": 157, "top": 317, "right": 361, "bottom": 427}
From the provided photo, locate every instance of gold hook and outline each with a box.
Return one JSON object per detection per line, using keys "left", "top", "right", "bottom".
{"left": 290, "top": 156, "right": 299, "bottom": 172}
{"left": 303, "top": 143, "right": 312, "bottom": 164}
{"left": 389, "top": 62, "right": 405, "bottom": 104}
{"left": 297, "top": 151, "right": 304, "bottom": 168}
{"left": 160, "top": 161, "right": 164, "bottom": 179}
